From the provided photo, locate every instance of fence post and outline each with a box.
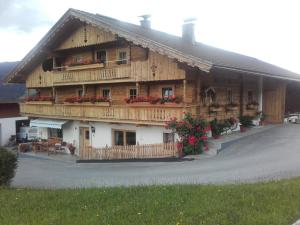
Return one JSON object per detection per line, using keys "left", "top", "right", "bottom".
{"left": 137, "top": 142, "right": 140, "bottom": 159}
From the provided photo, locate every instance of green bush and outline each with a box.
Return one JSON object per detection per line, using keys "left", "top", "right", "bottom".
{"left": 239, "top": 115, "right": 254, "bottom": 128}
{"left": 0, "top": 148, "right": 18, "bottom": 186}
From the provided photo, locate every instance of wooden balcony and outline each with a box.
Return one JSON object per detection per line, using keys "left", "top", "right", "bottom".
{"left": 20, "top": 102, "right": 191, "bottom": 125}
{"left": 52, "top": 64, "right": 132, "bottom": 85}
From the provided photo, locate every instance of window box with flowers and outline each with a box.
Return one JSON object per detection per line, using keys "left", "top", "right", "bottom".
{"left": 124, "top": 96, "right": 181, "bottom": 105}
{"left": 25, "top": 96, "right": 54, "bottom": 104}
{"left": 225, "top": 102, "right": 239, "bottom": 111}
{"left": 64, "top": 96, "right": 110, "bottom": 106}
{"left": 247, "top": 101, "right": 259, "bottom": 110}
{"left": 66, "top": 59, "right": 105, "bottom": 71}
{"left": 209, "top": 103, "right": 223, "bottom": 112}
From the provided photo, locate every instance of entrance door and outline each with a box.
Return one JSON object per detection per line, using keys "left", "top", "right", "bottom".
{"left": 79, "top": 127, "right": 90, "bottom": 153}
{"left": 263, "top": 80, "right": 286, "bottom": 123}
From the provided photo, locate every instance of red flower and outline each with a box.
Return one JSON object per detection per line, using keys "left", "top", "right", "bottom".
{"left": 188, "top": 136, "right": 196, "bottom": 145}
{"left": 176, "top": 142, "right": 183, "bottom": 150}
{"left": 200, "top": 136, "right": 208, "bottom": 140}
{"left": 203, "top": 125, "right": 211, "bottom": 133}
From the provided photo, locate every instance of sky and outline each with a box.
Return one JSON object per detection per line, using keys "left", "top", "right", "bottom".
{"left": 0, "top": 0, "right": 300, "bottom": 74}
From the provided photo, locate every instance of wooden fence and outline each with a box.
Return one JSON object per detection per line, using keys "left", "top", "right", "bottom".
{"left": 80, "top": 143, "right": 179, "bottom": 160}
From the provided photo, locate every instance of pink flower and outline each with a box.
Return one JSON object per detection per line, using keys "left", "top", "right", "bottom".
{"left": 200, "top": 136, "right": 208, "bottom": 140}
{"left": 203, "top": 125, "right": 211, "bottom": 133}
{"left": 176, "top": 142, "right": 183, "bottom": 150}
{"left": 188, "top": 136, "right": 196, "bottom": 145}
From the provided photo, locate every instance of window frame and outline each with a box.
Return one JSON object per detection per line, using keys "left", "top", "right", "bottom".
{"left": 163, "top": 132, "right": 175, "bottom": 143}
{"left": 128, "top": 87, "right": 137, "bottom": 99}
{"left": 116, "top": 48, "right": 129, "bottom": 65}
{"left": 162, "top": 87, "right": 174, "bottom": 98}
{"left": 95, "top": 50, "right": 107, "bottom": 64}
{"left": 101, "top": 88, "right": 111, "bottom": 99}
{"left": 112, "top": 129, "right": 136, "bottom": 146}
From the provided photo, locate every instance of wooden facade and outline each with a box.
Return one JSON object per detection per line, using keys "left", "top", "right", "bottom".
{"left": 20, "top": 24, "right": 287, "bottom": 125}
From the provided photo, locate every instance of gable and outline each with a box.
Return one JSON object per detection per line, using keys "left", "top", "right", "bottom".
{"left": 56, "top": 24, "right": 116, "bottom": 50}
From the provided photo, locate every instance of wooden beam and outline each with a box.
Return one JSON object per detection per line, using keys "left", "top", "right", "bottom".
{"left": 183, "top": 79, "right": 187, "bottom": 104}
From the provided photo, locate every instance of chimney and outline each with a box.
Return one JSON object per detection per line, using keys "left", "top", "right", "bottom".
{"left": 182, "top": 18, "right": 196, "bottom": 44}
{"left": 139, "top": 15, "right": 151, "bottom": 29}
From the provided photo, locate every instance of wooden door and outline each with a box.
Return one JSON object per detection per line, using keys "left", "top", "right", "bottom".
{"left": 263, "top": 80, "right": 286, "bottom": 123}
{"left": 79, "top": 127, "right": 90, "bottom": 152}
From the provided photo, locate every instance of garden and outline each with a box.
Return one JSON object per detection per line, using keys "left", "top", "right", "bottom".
{"left": 165, "top": 112, "right": 258, "bottom": 155}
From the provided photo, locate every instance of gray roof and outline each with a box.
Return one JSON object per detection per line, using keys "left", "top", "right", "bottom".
{"left": 6, "top": 8, "right": 300, "bottom": 83}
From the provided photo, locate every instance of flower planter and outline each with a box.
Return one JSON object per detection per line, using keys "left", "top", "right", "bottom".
{"left": 26, "top": 101, "right": 53, "bottom": 105}
{"left": 247, "top": 104, "right": 258, "bottom": 110}
{"left": 226, "top": 106, "right": 238, "bottom": 111}
{"left": 66, "top": 63, "right": 104, "bottom": 71}
{"left": 240, "top": 126, "right": 248, "bottom": 132}
{"left": 212, "top": 134, "right": 221, "bottom": 139}
{"left": 64, "top": 102, "right": 110, "bottom": 106}
{"left": 209, "top": 107, "right": 223, "bottom": 113}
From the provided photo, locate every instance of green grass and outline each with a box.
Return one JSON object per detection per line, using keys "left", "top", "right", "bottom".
{"left": 1, "top": 178, "right": 300, "bottom": 225}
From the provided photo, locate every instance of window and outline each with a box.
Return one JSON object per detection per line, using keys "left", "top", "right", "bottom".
{"left": 78, "top": 89, "right": 83, "bottom": 97}
{"left": 162, "top": 87, "right": 173, "bottom": 98}
{"left": 113, "top": 130, "right": 136, "bottom": 146}
{"left": 163, "top": 133, "right": 174, "bottom": 143}
{"left": 248, "top": 91, "right": 253, "bottom": 103}
{"left": 102, "top": 89, "right": 110, "bottom": 98}
{"left": 75, "top": 55, "right": 83, "bottom": 63}
{"left": 126, "top": 132, "right": 136, "bottom": 145}
{"left": 96, "top": 50, "right": 107, "bottom": 63}
{"left": 129, "top": 88, "right": 137, "bottom": 99}
{"left": 49, "top": 128, "right": 63, "bottom": 138}
{"left": 118, "top": 51, "right": 127, "bottom": 64}
{"left": 227, "top": 89, "right": 233, "bottom": 103}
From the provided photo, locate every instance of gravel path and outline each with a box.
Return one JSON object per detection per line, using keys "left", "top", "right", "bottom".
{"left": 12, "top": 124, "right": 300, "bottom": 188}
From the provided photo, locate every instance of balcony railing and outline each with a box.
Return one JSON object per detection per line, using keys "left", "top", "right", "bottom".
{"left": 20, "top": 102, "right": 189, "bottom": 125}
{"left": 52, "top": 64, "right": 132, "bottom": 85}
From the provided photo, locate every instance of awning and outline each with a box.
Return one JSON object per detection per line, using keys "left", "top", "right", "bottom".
{"left": 30, "top": 118, "right": 68, "bottom": 129}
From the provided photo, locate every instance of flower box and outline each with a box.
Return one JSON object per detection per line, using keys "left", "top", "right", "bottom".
{"left": 66, "top": 63, "right": 104, "bottom": 71}
{"left": 209, "top": 106, "right": 223, "bottom": 112}
{"left": 226, "top": 106, "right": 238, "bottom": 111}
{"left": 247, "top": 104, "right": 258, "bottom": 110}
{"left": 26, "top": 101, "right": 53, "bottom": 105}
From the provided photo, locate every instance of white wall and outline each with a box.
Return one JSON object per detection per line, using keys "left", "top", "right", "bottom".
{"left": 0, "top": 116, "right": 27, "bottom": 146}
{"left": 61, "top": 120, "right": 173, "bottom": 154}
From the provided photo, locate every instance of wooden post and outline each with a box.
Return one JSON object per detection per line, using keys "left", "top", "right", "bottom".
{"left": 196, "top": 76, "right": 201, "bottom": 103}
{"left": 136, "top": 82, "right": 140, "bottom": 96}
{"left": 183, "top": 79, "right": 187, "bottom": 111}
{"left": 239, "top": 74, "right": 244, "bottom": 116}
{"left": 52, "top": 87, "right": 56, "bottom": 103}
{"left": 82, "top": 84, "right": 86, "bottom": 96}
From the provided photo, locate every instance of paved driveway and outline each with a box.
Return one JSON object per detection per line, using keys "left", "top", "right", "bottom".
{"left": 12, "top": 124, "right": 300, "bottom": 188}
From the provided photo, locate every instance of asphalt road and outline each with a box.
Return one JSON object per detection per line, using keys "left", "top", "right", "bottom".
{"left": 12, "top": 124, "right": 300, "bottom": 188}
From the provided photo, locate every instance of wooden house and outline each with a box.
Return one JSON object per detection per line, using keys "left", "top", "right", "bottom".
{"left": 5, "top": 9, "right": 300, "bottom": 158}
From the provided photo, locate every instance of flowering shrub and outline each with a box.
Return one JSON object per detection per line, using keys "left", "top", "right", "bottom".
{"left": 124, "top": 96, "right": 181, "bottom": 104}
{"left": 26, "top": 96, "right": 54, "bottom": 102}
{"left": 64, "top": 96, "right": 110, "bottom": 103}
{"left": 165, "top": 112, "right": 210, "bottom": 155}
{"left": 210, "top": 117, "right": 238, "bottom": 138}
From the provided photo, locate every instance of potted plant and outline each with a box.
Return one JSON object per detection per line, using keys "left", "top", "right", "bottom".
{"left": 225, "top": 102, "right": 239, "bottom": 111}
{"left": 247, "top": 101, "right": 259, "bottom": 110}
{"left": 210, "top": 119, "right": 222, "bottom": 139}
{"left": 209, "top": 103, "right": 222, "bottom": 112}
{"left": 67, "top": 143, "right": 76, "bottom": 155}
{"left": 239, "top": 115, "right": 254, "bottom": 132}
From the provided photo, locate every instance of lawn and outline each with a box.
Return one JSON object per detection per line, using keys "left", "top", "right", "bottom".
{"left": 1, "top": 178, "right": 300, "bottom": 225}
